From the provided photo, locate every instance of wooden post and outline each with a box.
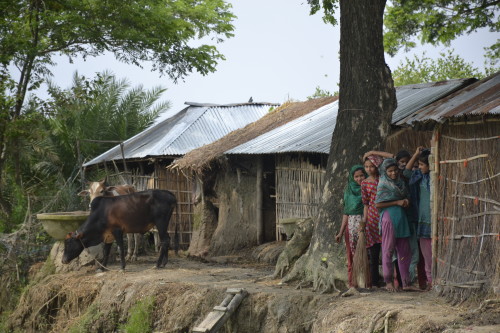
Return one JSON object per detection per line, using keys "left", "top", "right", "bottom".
{"left": 430, "top": 125, "right": 440, "bottom": 281}
{"left": 76, "top": 140, "right": 84, "bottom": 189}
{"left": 119, "top": 142, "right": 128, "bottom": 173}
{"left": 256, "top": 156, "right": 264, "bottom": 244}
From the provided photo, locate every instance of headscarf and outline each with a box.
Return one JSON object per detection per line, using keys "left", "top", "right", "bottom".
{"left": 343, "top": 165, "right": 367, "bottom": 215}
{"left": 366, "top": 154, "right": 383, "bottom": 168}
{"left": 375, "top": 158, "right": 408, "bottom": 204}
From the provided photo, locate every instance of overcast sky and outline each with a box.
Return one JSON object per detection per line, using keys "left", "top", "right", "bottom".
{"left": 34, "top": 0, "right": 497, "bottom": 119}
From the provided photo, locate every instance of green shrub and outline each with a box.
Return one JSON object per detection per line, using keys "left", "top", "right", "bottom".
{"left": 67, "top": 303, "right": 101, "bottom": 333}
{"left": 121, "top": 296, "right": 155, "bottom": 333}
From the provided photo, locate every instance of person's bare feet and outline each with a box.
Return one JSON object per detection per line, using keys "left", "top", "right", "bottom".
{"left": 403, "top": 285, "right": 422, "bottom": 292}
{"left": 425, "top": 283, "right": 432, "bottom": 291}
{"left": 385, "top": 282, "right": 396, "bottom": 292}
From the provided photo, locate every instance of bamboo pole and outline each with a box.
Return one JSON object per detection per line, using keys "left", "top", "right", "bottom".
{"left": 431, "top": 125, "right": 440, "bottom": 281}
{"left": 256, "top": 156, "right": 264, "bottom": 244}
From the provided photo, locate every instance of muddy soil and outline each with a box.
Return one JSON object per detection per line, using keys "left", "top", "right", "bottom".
{"left": 7, "top": 249, "right": 500, "bottom": 333}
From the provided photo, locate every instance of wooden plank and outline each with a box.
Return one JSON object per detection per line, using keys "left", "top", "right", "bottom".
{"left": 213, "top": 306, "right": 227, "bottom": 312}
{"left": 194, "top": 311, "right": 225, "bottom": 331}
{"left": 226, "top": 288, "right": 244, "bottom": 294}
{"left": 192, "top": 289, "right": 247, "bottom": 333}
{"left": 192, "top": 327, "right": 209, "bottom": 333}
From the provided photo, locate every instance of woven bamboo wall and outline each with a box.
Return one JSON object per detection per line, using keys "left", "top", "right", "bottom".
{"left": 435, "top": 121, "right": 499, "bottom": 301}
{"left": 386, "top": 127, "right": 433, "bottom": 154}
{"left": 385, "top": 121, "right": 499, "bottom": 300}
{"left": 275, "top": 155, "right": 326, "bottom": 222}
{"left": 154, "top": 166, "right": 193, "bottom": 250}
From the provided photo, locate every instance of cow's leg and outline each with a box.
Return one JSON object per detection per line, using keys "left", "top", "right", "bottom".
{"left": 154, "top": 229, "right": 160, "bottom": 253}
{"left": 112, "top": 230, "right": 126, "bottom": 270}
{"left": 133, "top": 233, "right": 140, "bottom": 260}
{"left": 100, "top": 242, "right": 113, "bottom": 271}
{"left": 125, "top": 233, "right": 133, "bottom": 261}
{"left": 156, "top": 230, "right": 170, "bottom": 268}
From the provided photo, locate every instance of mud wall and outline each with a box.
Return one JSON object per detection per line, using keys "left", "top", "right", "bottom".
{"left": 210, "top": 160, "right": 259, "bottom": 255}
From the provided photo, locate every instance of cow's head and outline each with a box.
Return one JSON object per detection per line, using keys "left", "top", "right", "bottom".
{"left": 78, "top": 178, "right": 108, "bottom": 205}
{"left": 62, "top": 231, "right": 85, "bottom": 264}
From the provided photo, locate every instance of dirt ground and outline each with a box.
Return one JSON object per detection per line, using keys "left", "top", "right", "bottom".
{"left": 7, "top": 246, "right": 500, "bottom": 333}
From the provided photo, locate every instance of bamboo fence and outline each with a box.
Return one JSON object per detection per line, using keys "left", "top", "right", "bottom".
{"left": 434, "top": 121, "right": 499, "bottom": 301}
{"left": 275, "top": 155, "right": 326, "bottom": 240}
{"left": 386, "top": 121, "right": 499, "bottom": 301}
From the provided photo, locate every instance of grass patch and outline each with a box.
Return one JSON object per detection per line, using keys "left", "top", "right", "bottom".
{"left": 121, "top": 296, "right": 155, "bottom": 333}
{"left": 32, "top": 255, "right": 56, "bottom": 284}
{"left": 67, "top": 303, "right": 101, "bottom": 333}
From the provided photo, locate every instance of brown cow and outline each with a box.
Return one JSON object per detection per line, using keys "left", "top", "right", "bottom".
{"left": 64, "top": 190, "right": 176, "bottom": 270}
{"left": 79, "top": 179, "right": 142, "bottom": 261}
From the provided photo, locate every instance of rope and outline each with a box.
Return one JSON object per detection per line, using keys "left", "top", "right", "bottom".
{"left": 453, "top": 195, "right": 500, "bottom": 206}
{"left": 440, "top": 154, "right": 488, "bottom": 164}
{"left": 338, "top": 108, "right": 378, "bottom": 113}
{"left": 439, "top": 211, "right": 500, "bottom": 220}
{"left": 79, "top": 238, "right": 123, "bottom": 272}
{"left": 441, "top": 135, "right": 499, "bottom": 141}
{"left": 444, "top": 172, "right": 500, "bottom": 184}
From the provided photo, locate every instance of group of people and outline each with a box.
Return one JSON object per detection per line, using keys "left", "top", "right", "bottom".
{"left": 336, "top": 146, "right": 433, "bottom": 292}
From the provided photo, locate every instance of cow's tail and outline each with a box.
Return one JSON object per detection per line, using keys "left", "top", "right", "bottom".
{"left": 173, "top": 203, "right": 179, "bottom": 255}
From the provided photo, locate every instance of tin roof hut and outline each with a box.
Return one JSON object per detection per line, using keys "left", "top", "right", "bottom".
{"left": 386, "top": 72, "right": 500, "bottom": 301}
{"left": 171, "top": 78, "right": 476, "bottom": 257}
{"left": 82, "top": 101, "right": 277, "bottom": 248}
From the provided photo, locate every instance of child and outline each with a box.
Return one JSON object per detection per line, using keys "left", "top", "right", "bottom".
{"left": 375, "top": 158, "right": 414, "bottom": 292}
{"left": 336, "top": 165, "right": 367, "bottom": 287}
{"left": 405, "top": 147, "right": 432, "bottom": 290}
{"left": 360, "top": 155, "right": 384, "bottom": 288}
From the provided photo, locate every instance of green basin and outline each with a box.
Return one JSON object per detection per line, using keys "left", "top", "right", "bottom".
{"left": 37, "top": 211, "right": 89, "bottom": 240}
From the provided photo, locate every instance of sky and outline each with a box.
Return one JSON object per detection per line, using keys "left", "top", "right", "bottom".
{"left": 30, "top": 0, "right": 498, "bottom": 120}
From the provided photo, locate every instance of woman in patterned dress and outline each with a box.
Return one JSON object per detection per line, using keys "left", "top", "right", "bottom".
{"left": 335, "top": 165, "right": 367, "bottom": 287}
{"left": 361, "top": 155, "right": 383, "bottom": 288}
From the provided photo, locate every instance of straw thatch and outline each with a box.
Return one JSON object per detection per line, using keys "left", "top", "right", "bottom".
{"left": 170, "top": 97, "right": 338, "bottom": 174}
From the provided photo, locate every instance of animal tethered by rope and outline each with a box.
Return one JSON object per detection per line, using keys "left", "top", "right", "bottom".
{"left": 352, "top": 230, "right": 370, "bottom": 288}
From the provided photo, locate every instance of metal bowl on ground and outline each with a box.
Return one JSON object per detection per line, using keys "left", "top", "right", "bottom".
{"left": 36, "top": 211, "right": 89, "bottom": 240}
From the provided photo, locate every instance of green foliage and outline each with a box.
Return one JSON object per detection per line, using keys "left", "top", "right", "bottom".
{"left": 1, "top": 0, "right": 235, "bottom": 80}
{"left": 307, "top": 86, "right": 338, "bottom": 100}
{"left": 44, "top": 71, "right": 169, "bottom": 178}
{"left": 392, "top": 49, "right": 497, "bottom": 86}
{"left": 0, "top": 0, "right": 235, "bottom": 227}
{"left": 384, "top": 0, "right": 499, "bottom": 57}
{"left": 307, "top": 0, "right": 339, "bottom": 25}
{"left": 120, "top": 296, "right": 155, "bottom": 333}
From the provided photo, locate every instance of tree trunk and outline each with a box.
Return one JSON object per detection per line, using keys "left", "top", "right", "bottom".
{"left": 281, "top": 0, "right": 396, "bottom": 292}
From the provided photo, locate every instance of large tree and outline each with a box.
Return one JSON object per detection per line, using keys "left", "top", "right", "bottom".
{"left": 281, "top": 0, "right": 497, "bottom": 291}
{"left": 0, "top": 0, "right": 234, "bottom": 215}
{"left": 280, "top": 0, "right": 396, "bottom": 292}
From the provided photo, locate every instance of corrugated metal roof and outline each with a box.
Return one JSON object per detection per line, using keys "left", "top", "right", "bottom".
{"left": 227, "top": 101, "right": 338, "bottom": 154}
{"left": 83, "top": 102, "right": 276, "bottom": 166}
{"left": 226, "top": 79, "right": 478, "bottom": 155}
{"left": 395, "top": 72, "right": 500, "bottom": 125}
{"left": 391, "top": 78, "right": 474, "bottom": 123}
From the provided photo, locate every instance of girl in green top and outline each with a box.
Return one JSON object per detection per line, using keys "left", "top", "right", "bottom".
{"left": 336, "top": 165, "right": 367, "bottom": 287}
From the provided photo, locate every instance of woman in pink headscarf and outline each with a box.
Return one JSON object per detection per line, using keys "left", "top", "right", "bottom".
{"left": 360, "top": 154, "right": 383, "bottom": 288}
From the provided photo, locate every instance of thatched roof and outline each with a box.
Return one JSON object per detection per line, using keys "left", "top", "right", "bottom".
{"left": 170, "top": 96, "right": 338, "bottom": 174}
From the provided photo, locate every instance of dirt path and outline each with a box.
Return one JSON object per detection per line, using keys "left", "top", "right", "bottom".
{"left": 8, "top": 253, "right": 500, "bottom": 332}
